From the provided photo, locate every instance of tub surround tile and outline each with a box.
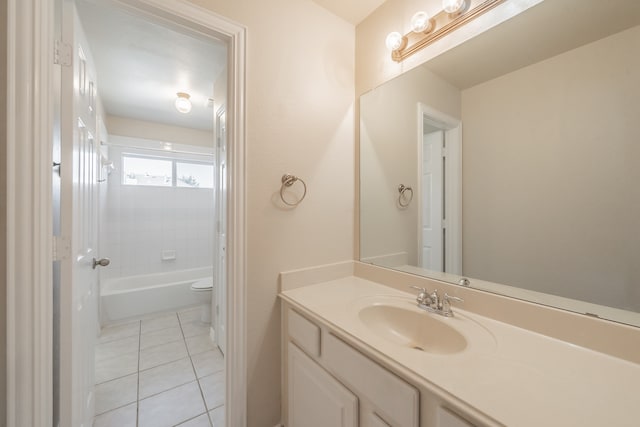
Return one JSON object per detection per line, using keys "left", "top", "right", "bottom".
{"left": 141, "top": 313, "right": 180, "bottom": 334}
{"left": 93, "top": 402, "right": 137, "bottom": 427}
{"left": 209, "top": 405, "right": 224, "bottom": 427}
{"left": 140, "top": 340, "right": 188, "bottom": 370}
{"left": 190, "top": 350, "right": 224, "bottom": 379}
{"left": 185, "top": 335, "right": 215, "bottom": 356}
{"left": 138, "top": 381, "right": 206, "bottom": 427}
{"left": 200, "top": 372, "right": 225, "bottom": 410}
{"left": 95, "top": 351, "right": 139, "bottom": 384}
{"left": 95, "top": 373, "right": 138, "bottom": 415}
{"left": 98, "top": 321, "right": 141, "bottom": 344}
{"left": 139, "top": 357, "right": 196, "bottom": 399}
{"left": 95, "top": 336, "right": 140, "bottom": 363}
{"left": 177, "top": 413, "right": 212, "bottom": 427}
{"left": 140, "top": 326, "right": 183, "bottom": 350}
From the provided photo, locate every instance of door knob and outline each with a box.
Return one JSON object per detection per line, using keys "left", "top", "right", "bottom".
{"left": 92, "top": 258, "right": 110, "bottom": 269}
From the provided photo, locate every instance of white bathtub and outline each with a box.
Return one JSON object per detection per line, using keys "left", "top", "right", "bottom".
{"left": 100, "top": 267, "right": 213, "bottom": 324}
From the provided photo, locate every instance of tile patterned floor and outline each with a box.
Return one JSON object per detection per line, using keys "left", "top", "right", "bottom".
{"left": 94, "top": 306, "right": 225, "bottom": 427}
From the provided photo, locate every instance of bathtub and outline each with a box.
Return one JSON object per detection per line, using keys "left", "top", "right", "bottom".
{"left": 100, "top": 267, "right": 213, "bottom": 324}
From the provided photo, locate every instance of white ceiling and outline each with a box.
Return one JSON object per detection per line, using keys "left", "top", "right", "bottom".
{"left": 312, "top": 0, "right": 387, "bottom": 25}
{"left": 76, "top": 0, "right": 227, "bottom": 131}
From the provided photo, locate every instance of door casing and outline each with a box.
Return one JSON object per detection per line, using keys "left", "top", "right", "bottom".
{"left": 4, "top": 0, "right": 247, "bottom": 426}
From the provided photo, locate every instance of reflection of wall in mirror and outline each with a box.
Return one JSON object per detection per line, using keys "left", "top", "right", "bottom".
{"left": 360, "top": 65, "right": 460, "bottom": 265}
{"left": 462, "top": 25, "right": 640, "bottom": 311}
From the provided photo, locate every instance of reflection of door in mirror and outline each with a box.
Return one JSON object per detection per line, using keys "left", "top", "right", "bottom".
{"left": 420, "top": 129, "right": 444, "bottom": 271}
{"left": 417, "top": 104, "right": 463, "bottom": 275}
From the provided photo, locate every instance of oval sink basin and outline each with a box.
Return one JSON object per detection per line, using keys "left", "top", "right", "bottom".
{"left": 359, "top": 304, "right": 467, "bottom": 354}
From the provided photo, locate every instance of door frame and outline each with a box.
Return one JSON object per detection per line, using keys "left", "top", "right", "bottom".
{"left": 4, "top": 0, "right": 247, "bottom": 426}
{"left": 416, "top": 103, "right": 463, "bottom": 275}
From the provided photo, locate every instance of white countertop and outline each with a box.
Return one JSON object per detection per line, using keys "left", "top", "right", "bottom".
{"left": 280, "top": 276, "right": 640, "bottom": 427}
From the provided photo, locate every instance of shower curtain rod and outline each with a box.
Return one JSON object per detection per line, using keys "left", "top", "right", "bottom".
{"left": 101, "top": 140, "right": 215, "bottom": 157}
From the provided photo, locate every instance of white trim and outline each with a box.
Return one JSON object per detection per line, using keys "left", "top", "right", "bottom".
{"left": 6, "top": 0, "right": 54, "bottom": 426}
{"left": 5, "top": 1, "right": 247, "bottom": 426}
{"left": 416, "top": 103, "right": 463, "bottom": 275}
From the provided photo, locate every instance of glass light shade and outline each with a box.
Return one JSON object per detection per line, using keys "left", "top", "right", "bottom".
{"left": 174, "top": 92, "right": 192, "bottom": 114}
{"left": 385, "top": 32, "right": 404, "bottom": 51}
{"left": 443, "top": 0, "right": 465, "bottom": 13}
{"left": 411, "top": 11, "right": 431, "bottom": 33}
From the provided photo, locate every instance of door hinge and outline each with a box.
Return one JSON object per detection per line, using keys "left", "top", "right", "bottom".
{"left": 52, "top": 235, "right": 59, "bottom": 261}
{"left": 54, "top": 40, "right": 72, "bottom": 66}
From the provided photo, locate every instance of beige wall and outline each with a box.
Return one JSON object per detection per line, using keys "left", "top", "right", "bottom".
{"left": 360, "top": 66, "right": 460, "bottom": 264}
{"left": 462, "top": 25, "right": 640, "bottom": 311}
{"left": 0, "top": 0, "right": 7, "bottom": 422}
{"left": 187, "top": 1, "right": 355, "bottom": 425}
{"left": 105, "top": 115, "right": 214, "bottom": 147}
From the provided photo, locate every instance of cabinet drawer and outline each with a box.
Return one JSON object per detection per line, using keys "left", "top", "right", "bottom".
{"left": 324, "top": 333, "right": 419, "bottom": 427}
{"left": 288, "top": 309, "right": 321, "bottom": 357}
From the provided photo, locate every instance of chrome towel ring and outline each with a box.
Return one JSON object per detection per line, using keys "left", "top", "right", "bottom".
{"left": 280, "top": 174, "right": 307, "bottom": 206}
{"left": 398, "top": 184, "right": 413, "bottom": 208}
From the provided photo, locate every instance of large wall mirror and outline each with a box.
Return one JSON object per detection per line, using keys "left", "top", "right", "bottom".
{"left": 359, "top": 0, "right": 640, "bottom": 326}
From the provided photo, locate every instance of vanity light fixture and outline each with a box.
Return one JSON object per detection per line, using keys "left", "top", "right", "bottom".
{"left": 385, "top": 0, "right": 506, "bottom": 62}
{"left": 174, "top": 92, "right": 192, "bottom": 114}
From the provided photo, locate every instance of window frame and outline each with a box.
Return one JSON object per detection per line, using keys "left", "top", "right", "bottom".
{"left": 121, "top": 153, "right": 214, "bottom": 189}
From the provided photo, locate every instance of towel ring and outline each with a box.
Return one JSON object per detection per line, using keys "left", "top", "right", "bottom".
{"left": 280, "top": 174, "right": 307, "bottom": 206}
{"left": 398, "top": 184, "right": 413, "bottom": 208}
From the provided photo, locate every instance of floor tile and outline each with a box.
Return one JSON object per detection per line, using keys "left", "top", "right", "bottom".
{"left": 209, "top": 405, "right": 224, "bottom": 427}
{"left": 178, "top": 306, "right": 203, "bottom": 323}
{"left": 95, "top": 336, "right": 139, "bottom": 363}
{"left": 140, "top": 326, "right": 183, "bottom": 350}
{"left": 138, "top": 381, "right": 206, "bottom": 427}
{"left": 181, "top": 319, "right": 211, "bottom": 339}
{"left": 140, "top": 340, "right": 188, "bottom": 370}
{"left": 141, "top": 313, "right": 179, "bottom": 334}
{"left": 95, "top": 350, "right": 139, "bottom": 384}
{"left": 185, "top": 335, "right": 215, "bottom": 356}
{"left": 93, "top": 402, "right": 137, "bottom": 427}
{"left": 191, "top": 350, "right": 224, "bottom": 379}
{"left": 139, "top": 357, "right": 196, "bottom": 399}
{"left": 98, "top": 321, "right": 140, "bottom": 344}
{"left": 200, "top": 371, "right": 225, "bottom": 410}
{"left": 95, "top": 373, "right": 138, "bottom": 415}
{"left": 177, "top": 413, "right": 212, "bottom": 427}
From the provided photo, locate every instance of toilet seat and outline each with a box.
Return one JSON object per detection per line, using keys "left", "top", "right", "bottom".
{"left": 191, "top": 278, "right": 213, "bottom": 291}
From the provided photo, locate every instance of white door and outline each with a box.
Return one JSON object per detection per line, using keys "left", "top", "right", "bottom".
{"left": 288, "top": 343, "right": 359, "bottom": 427}
{"left": 59, "top": 2, "right": 102, "bottom": 426}
{"left": 421, "top": 130, "right": 444, "bottom": 271}
{"left": 215, "top": 107, "right": 227, "bottom": 355}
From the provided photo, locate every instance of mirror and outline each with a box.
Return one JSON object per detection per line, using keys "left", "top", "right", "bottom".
{"left": 359, "top": 0, "right": 640, "bottom": 326}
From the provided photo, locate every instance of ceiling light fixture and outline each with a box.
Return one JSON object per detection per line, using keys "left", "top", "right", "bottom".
{"left": 385, "top": 0, "right": 506, "bottom": 62}
{"left": 175, "top": 92, "right": 192, "bottom": 114}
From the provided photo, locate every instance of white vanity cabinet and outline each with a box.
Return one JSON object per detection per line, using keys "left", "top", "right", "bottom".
{"left": 288, "top": 342, "right": 358, "bottom": 427}
{"left": 282, "top": 303, "right": 480, "bottom": 427}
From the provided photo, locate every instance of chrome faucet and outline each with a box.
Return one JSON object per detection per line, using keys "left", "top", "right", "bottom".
{"left": 409, "top": 286, "right": 464, "bottom": 317}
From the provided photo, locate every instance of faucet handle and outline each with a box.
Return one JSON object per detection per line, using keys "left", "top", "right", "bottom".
{"left": 409, "top": 285, "right": 426, "bottom": 293}
{"left": 444, "top": 293, "right": 464, "bottom": 303}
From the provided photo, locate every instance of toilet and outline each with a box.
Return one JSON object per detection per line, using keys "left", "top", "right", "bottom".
{"left": 191, "top": 277, "right": 214, "bottom": 323}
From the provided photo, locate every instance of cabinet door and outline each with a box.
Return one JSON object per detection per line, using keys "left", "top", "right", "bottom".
{"left": 288, "top": 343, "right": 358, "bottom": 427}
{"left": 365, "top": 412, "right": 391, "bottom": 427}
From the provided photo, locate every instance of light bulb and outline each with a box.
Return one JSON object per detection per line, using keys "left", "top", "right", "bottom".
{"left": 442, "top": 0, "right": 465, "bottom": 14}
{"left": 411, "top": 11, "right": 431, "bottom": 33}
{"left": 175, "top": 92, "right": 192, "bottom": 114}
{"left": 385, "top": 32, "right": 404, "bottom": 52}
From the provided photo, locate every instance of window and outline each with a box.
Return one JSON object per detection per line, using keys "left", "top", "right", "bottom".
{"left": 123, "top": 156, "right": 173, "bottom": 187}
{"left": 122, "top": 154, "right": 214, "bottom": 189}
{"left": 177, "top": 162, "right": 214, "bottom": 188}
